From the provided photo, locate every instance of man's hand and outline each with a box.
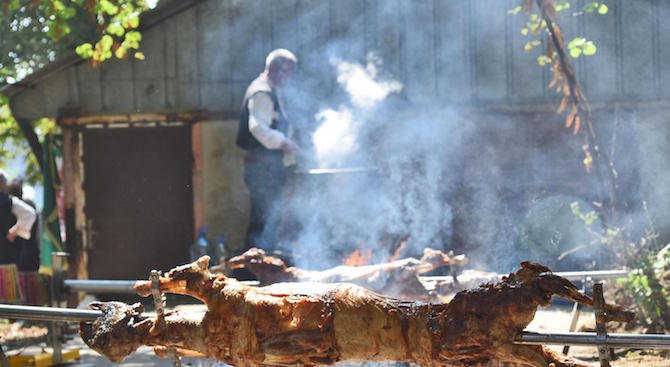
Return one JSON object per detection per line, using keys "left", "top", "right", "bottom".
{"left": 280, "top": 139, "right": 302, "bottom": 155}
{"left": 6, "top": 231, "right": 17, "bottom": 243}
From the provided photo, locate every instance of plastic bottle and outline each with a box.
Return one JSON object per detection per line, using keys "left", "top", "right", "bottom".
{"left": 189, "top": 227, "right": 214, "bottom": 263}
{"left": 214, "top": 235, "right": 226, "bottom": 266}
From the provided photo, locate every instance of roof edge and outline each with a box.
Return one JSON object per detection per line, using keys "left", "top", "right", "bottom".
{"left": 0, "top": 0, "right": 201, "bottom": 99}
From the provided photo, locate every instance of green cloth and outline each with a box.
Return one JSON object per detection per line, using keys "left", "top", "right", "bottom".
{"left": 40, "top": 134, "right": 63, "bottom": 273}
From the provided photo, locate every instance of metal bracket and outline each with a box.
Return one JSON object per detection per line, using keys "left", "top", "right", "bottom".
{"left": 0, "top": 343, "right": 9, "bottom": 367}
{"left": 150, "top": 270, "right": 167, "bottom": 330}
{"left": 447, "top": 250, "right": 460, "bottom": 286}
{"left": 593, "top": 282, "right": 611, "bottom": 367}
{"left": 563, "top": 275, "right": 591, "bottom": 354}
{"left": 149, "top": 270, "right": 181, "bottom": 367}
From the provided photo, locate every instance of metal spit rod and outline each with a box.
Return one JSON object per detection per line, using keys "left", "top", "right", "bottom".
{"left": 63, "top": 279, "right": 260, "bottom": 294}
{"left": 64, "top": 279, "right": 138, "bottom": 294}
{"left": 0, "top": 304, "right": 103, "bottom": 322}
{"left": 419, "top": 269, "right": 630, "bottom": 283}
{"left": 2, "top": 304, "right": 670, "bottom": 350}
{"left": 515, "top": 332, "right": 670, "bottom": 349}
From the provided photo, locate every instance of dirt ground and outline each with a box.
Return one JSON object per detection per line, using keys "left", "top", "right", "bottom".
{"left": 2, "top": 304, "right": 669, "bottom": 366}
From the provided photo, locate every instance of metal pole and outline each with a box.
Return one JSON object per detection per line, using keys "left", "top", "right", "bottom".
{"left": 562, "top": 275, "right": 587, "bottom": 354}
{"left": 64, "top": 280, "right": 139, "bottom": 294}
{"left": 555, "top": 270, "right": 630, "bottom": 281}
{"left": 420, "top": 269, "right": 629, "bottom": 283}
{"left": 593, "top": 283, "right": 611, "bottom": 367}
{"left": 63, "top": 279, "right": 259, "bottom": 294}
{"left": 0, "top": 304, "right": 103, "bottom": 322}
{"left": 516, "top": 332, "right": 670, "bottom": 349}
{"left": 51, "top": 252, "right": 69, "bottom": 363}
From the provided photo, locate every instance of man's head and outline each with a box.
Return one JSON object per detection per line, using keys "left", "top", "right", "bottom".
{"left": 0, "top": 170, "right": 7, "bottom": 192}
{"left": 7, "top": 178, "right": 23, "bottom": 198}
{"left": 265, "top": 49, "right": 297, "bottom": 88}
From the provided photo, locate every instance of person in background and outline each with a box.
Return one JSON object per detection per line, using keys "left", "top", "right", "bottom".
{"left": 236, "top": 49, "right": 301, "bottom": 254}
{"left": 0, "top": 172, "right": 36, "bottom": 265}
{"left": 7, "top": 178, "right": 40, "bottom": 272}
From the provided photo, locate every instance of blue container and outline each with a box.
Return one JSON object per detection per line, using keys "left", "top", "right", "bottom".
{"left": 189, "top": 227, "right": 215, "bottom": 263}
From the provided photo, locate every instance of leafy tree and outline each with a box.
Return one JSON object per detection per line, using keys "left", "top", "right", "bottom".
{"left": 511, "top": 0, "right": 619, "bottom": 223}
{"left": 0, "top": 0, "right": 155, "bottom": 183}
{"left": 513, "top": 1, "right": 670, "bottom": 329}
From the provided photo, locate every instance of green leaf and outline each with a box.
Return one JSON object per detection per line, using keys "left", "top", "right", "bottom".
{"left": 60, "top": 7, "right": 77, "bottom": 20}
{"left": 583, "top": 42, "right": 597, "bottom": 55}
{"left": 568, "top": 37, "right": 586, "bottom": 48}
{"left": 537, "top": 55, "right": 552, "bottom": 66}
{"left": 521, "top": 27, "right": 529, "bottom": 36}
{"left": 115, "top": 46, "right": 128, "bottom": 59}
{"left": 128, "top": 16, "right": 140, "bottom": 29}
{"left": 598, "top": 4, "right": 609, "bottom": 14}
{"left": 508, "top": 6, "right": 522, "bottom": 15}
{"left": 106, "top": 23, "right": 125, "bottom": 37}
{"left": 584, "top": 2, "right": 599, "bottom": 13}
{"left": 100, "top": 35, "right": 114, "bottom": 50}
{"left": 100, "top": 0, "right": 119, "bottom": 15}
{"left": 125, "top": 31, "right": 142, "bottom": 43}
{"left": 570, "top": 47, "right": 582, "bottom": 58}
{"left": 134, "top": 51, "right": 145, "bottom": 60}
{"left": 75, "top": 43, "right": 94, "bottom": 58}
{"left": 53, "top": 0, "right": 65, "bottom": 11}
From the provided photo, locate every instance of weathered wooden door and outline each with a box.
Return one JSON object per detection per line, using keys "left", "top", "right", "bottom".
{"left": 82, "top": 124, "right": 194, "bottom": 280}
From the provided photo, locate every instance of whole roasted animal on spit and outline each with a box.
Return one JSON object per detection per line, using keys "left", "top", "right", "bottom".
{"left": 80, "top": 256, "right": 632, "bottom": 366}
{"left": 223, "top": 247, "right": 470, "bottom": 301}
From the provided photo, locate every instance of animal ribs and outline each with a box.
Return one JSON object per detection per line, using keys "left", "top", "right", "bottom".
{"left": 80, "top": 256, "right": 633, "bottom": 367}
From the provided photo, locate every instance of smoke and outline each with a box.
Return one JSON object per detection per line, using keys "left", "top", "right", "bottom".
{"left": 232, "top": 1, "right": 659, "bottom": 273}
{"left": 334, "top": 56, "right": 403, "bottom": 110}
{"left": 312, "top": 107, "right": 355, "bottom": 168}
{"left": 312, "top": 56, "right": 403, "bottom": 168}
{"left": 280, "top": 54, "right": 469, "bottom": 270}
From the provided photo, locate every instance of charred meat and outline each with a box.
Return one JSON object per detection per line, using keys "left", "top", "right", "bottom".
{"left": 80, "top": 257, "right": 632, "bottom": 366}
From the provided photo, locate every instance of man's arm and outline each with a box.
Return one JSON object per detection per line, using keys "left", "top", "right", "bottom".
{"left": 8, "top": 196, "right": 36, "bottom": 241}
{"left": 248, "top": 93, "right": 299, "bottom": 154}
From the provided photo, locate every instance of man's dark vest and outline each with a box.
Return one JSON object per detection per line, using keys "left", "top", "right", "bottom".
{"left": 0, "top": 192, "right": 15, "bottom": 235}
{"left": 236, "top": 77, "right": 289, "bottom": 159}
{"left": 0, "top": 192, "right": 18, "bottom": 264}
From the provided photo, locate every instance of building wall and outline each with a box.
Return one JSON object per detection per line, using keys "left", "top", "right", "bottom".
{"left": 200, "top": 120, "right": 249, "bottom": 255}
{"left": 7, "top": 0, "right": 670, "bottom": 257}
{"left": 9, "top": 0, "right": 670, "bottom": 119}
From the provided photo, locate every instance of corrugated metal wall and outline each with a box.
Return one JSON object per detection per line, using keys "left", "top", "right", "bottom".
{"left": 9, "top": 0, "right": 669, "bottom": 119}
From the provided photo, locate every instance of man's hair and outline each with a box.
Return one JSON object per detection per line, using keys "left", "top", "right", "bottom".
{"left": 265, "top": 49, "right": 297, "bottom": 70}
{"left": 0, "top": 170, "right": 7, "bottom": 187}
{"left": 7, "top": 178, "right": 23, "bottom": 198}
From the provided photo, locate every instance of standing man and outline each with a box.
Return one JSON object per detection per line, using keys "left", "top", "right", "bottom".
{"left": 236, "top": 49, "right": 300, "bottom": 253}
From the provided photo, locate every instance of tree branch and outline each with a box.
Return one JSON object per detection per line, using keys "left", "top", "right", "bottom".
{"left": 15, "top": 117, "right": 44, "bottom": 171}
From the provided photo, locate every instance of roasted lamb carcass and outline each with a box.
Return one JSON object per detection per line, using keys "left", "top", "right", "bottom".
{"left": 80, "top": 256, "right": 633, "bottom": 367}
{"left": 223, "top": 247, "right": 468, "bottom": 300}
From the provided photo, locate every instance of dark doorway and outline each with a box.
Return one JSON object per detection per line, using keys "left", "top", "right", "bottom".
{"left": 82, "top": 124, "right": 194, "bottom": 280}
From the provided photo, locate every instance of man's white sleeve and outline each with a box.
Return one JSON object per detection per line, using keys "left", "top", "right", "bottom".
{"left": 10, "top": 196, "right": 36, "bottom": 240}
{"left": 248, "top": 93, "right": 289, "bottom": 150}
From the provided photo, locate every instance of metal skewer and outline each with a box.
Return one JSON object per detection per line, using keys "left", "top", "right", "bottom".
{"left": 62, "top": 278, "right": 259, "bottom": 294}
{"left": 419, "top": 269, "right": 630, "bottom": 283}
{"left": 0, "top": 304, "right": 103, "bottom": 322}
{"left": 515, "top": 331, "right": 670, "bottom": 349}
